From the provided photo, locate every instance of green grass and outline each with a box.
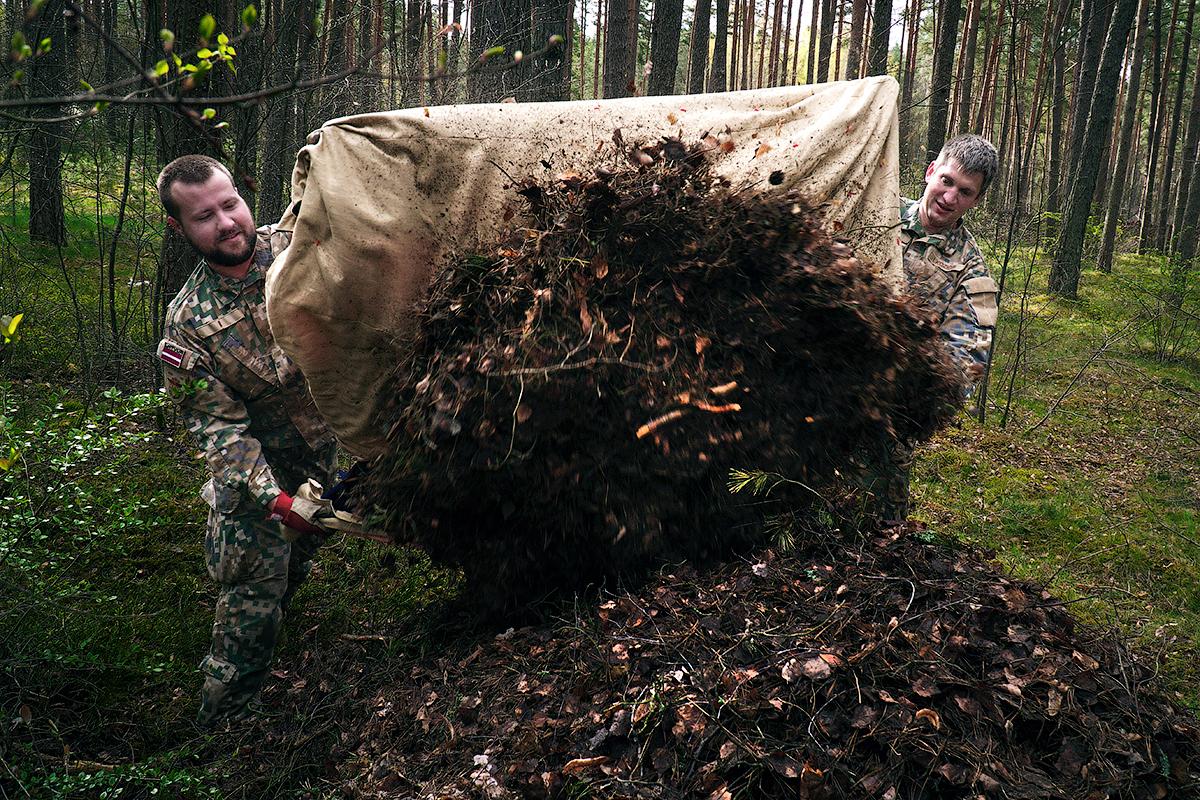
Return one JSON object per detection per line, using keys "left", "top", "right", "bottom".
{"left": 911, "top": 244, "right": 1200, "bottom": 705}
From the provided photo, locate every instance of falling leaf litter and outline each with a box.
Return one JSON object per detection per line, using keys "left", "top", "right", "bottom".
{"left": 362, "top": 136, "right": 965, "bottom": 610}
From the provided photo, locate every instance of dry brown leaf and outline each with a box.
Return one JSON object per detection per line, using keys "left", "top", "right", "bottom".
{"left": 1072, "top": 650, "right": 1100, "bottom": 671}
{"left": 591, "top": 252, "right": 609, "bottom": 279}
{"left": 754, "top": 142, "right": 773, "bottom": 158}
{"left": 515, "top": 404, "right": 532, "bottom": 423}
{"left": 562, "top": 756, "right": 610, "bottom": 775}
{"left": 915, "top": 708, "right": 941, "bottom": 730}
{"left": 1047, "top": 688, "right": 1063, "bottom": 716}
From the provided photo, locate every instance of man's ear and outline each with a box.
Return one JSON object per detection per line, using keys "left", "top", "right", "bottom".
{"left": 924, "top": 160, "right": 938, "bottom": 180}
{"left": 167, "top": 216, "right": 182, "bottom": 234}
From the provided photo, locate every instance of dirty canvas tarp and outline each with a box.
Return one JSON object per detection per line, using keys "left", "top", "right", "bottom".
{"left": 266, "top": 76, "right": 902, "bottom": 458}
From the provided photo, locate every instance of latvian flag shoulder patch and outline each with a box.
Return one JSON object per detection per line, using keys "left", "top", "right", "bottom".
{"left": 157, "top": 338, "right": 200, "bottom": 371}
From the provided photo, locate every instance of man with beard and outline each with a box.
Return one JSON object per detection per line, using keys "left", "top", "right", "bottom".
{"left": 155, "top": 154, "right": 336, "bottom": 726}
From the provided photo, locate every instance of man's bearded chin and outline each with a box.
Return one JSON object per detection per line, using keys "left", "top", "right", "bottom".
{"left": 197, "top": 230, "right": 255, "bottom": 267}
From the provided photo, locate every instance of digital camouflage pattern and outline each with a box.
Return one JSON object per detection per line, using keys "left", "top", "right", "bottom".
{"left": 899, "top": 197, "right": 999, "bottom": 390}
{"left": 158, "top": 225, "right": 336, "bottom": 725}
{"left": 863, "top": 199, "right": 1000, "bottom": 521}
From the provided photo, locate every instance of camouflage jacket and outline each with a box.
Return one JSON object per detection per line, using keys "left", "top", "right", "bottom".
{"left": 158, "top": 225, "right": 334, "bottom": 513}
{"left": 900, "top": 198, "right": 999, "bottom": 389}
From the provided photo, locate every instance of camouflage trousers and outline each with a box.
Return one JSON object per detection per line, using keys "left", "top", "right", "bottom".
{"left": 857, "top": 438, "right": 914, "bottom": 523}
{"left": 197, "top": 443, "right": 336, "bottom": 726}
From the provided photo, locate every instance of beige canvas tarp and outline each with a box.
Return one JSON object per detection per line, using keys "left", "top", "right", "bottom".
{"left": 267, "top": 76, "right": 902, "bottom": 459}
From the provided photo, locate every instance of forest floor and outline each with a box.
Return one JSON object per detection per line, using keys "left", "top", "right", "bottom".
{"left": 1, "top": 209, "right": 1199, "bottom": 797}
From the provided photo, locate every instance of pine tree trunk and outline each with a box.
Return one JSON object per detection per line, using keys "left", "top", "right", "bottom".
{"left": 741, "top": 0, "right": 754, "bottom": 87}
{"left": 834, "top": 0, "right": 846, "bottom": 79}
{"left": 845, "top": 0, "right": 866, "bottom": 78}
{"left": 603, "top": 0, "right": 636, "bottom": 95}
{"left": 593, "top": 0, "right": 604, "bottom": 97}
{"left": 867, "top": 0, "right": 892, "bottom": 74}
{"left": 807, "top": 0, "right": 819, "bottom": 80}
{"left": 724, "top": 0, "right": 734, "bottom": 86}
{"left": 648, "top": 0, "right": 685, "bottom": 93}
{"left": 157, "top": 0, "right": 213, "bottom": 295}
{"left": 26, "top": 0, "right": 67, "bottom": 245}
{"left": 899, "top": 0, "right": 922, "bottom": 161}
{"left": 779, "top": 0, "right": 795, "bottom": 84}
{"left": 1049, "top": 0, "right": 1138, "bottom": 297}
{"left": 529, "top": 0, "right": 573, "bottom": 99}
{"left": 1098, "top": 0, "right": 1147, "bottom": 272}
{"left": 950, "top": 0, "right": 979, "bottom": 134}
{"left": 817, "top": 0, "right": 834, "bottom": 80}
{"left": 1045, "top": 0, "right": 1068, "bottom": 212}
{"left": 1137, "top": 0, "right": 1167, "bottom": 251}
{"left": 710, "top": 0, "right": 729, "bottom": 89}
{"left": 769, "top": 0, "right": 785, "bottom": 85}
{"left": 688, "top": 0, "right": 713, "bottom": 91}
{"left": 925, "top": 0, "right": 961, "bottom": 162}
{"left": 259, "top": 0, "right": 305, "bottom": 223}
{"left": 1170, "top": 37, "right": 1200, "bottom": 249}
{"left": 1156, "top": 0, "right": 1195, "bottom": 250}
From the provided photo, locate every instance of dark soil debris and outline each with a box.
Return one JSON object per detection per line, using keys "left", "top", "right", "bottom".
{"left": 342, "top": 525, "right": 1200, "bottom": 799}
{"left": 365, "top": 138, "right": 965, "bottom": 608}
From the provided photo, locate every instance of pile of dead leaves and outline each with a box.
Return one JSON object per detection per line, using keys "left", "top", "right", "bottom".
{"left": 365, "top": 137, "right": 964, "bottom": 608}
{"left": 339, "top": 524, "right": 1199, "bottom": 799}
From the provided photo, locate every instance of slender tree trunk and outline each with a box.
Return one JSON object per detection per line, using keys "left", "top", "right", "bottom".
{"left": 817, "top": 0, "right": 834, "bottom": 80}
{"left": 603, "top": 0, "right": 636, "bottom": 95}
{"left": 741, "top": 0, "right": 754, "bottom": 87}
{"left": 758, "top": 0, "right": 773, "bottom": 86}
{"left": 867, "top": 0, "right": 891, "bottom": 74}
{"left": 529, "top": 0, "right": 572, "bottom": 99}
{"left": 1098, "top": 0, "right": 1148, "bottom": 272}
{"left": 1171, "top": 35, "right": 1200, "bottom": 249}
{"left": 807, "top": 0, "right": 819, "bottom": 80}
{"left": 790, "top": 0, "right": 804, "bottom": 80}
{"left": 899, "top": 0, "right": 922, "bottom": 161}
{"left": 925, "top": 0, "right": 961, "bottom": 161}
{"left": 769, "top": 0, "right": 785, "bottom": 84}
{"left": 648, "top": 0, "right": 685, "bottom": 93}
{"left": 258, "top": 0, "right": 302, "bottom": 224}
{"left": 26, "top": 0, "right": 67, "bottom": 245}
{"left": 710, "top": 0, "right": 729, "bottom": 89}
{"left": 972, "top": 0, "right": 1005, "bottom": 131}
{"left": 1157, "top": 0, "right": 1196, "bottom": 250}
{"left": 779, "top": 0, "right": 795, "bottom": 84}
{"left": 1049, "top": 0, "right": 1138, "bottom": 297}
{"left": 1045, "top": 0, "right": 1068, "bottom": 213}
{"left": 834, "top": 0, "right": 846, "bottom": 79}
{"left": 593, "top": 0, "right": 604, "bottom": 97}
{"left": 688, "top": 0, "right": 713, "bottom": 91}
{"left": 950, "top": 0, "right": 979, "bottom": 134}
{"left": 845, "top": 0, "right": 866, "bottom": 78}
{"left": 724, "top": 0, "right": 734, "bottom": 86}
{"left": 156, "top": 0, "right": 213, "bottom": 295}
{"left": 1170, "top": 130, "right": 1200, "bottom": 297}
{"left": 1138, "top": 0, "right": 1168, "bottom": 250}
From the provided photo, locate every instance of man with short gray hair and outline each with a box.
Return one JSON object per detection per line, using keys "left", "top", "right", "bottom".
{"left": 868, "top": 134, "right": 1000, "bottom": 520}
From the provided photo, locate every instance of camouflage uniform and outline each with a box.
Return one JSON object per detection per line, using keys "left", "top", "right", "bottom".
{"left": 863, "top": 199, "right": 999, "bottom": 521}
{"left": 157, "top": 225, "right": 336, "bottom": 726}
